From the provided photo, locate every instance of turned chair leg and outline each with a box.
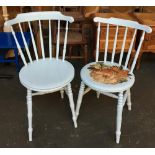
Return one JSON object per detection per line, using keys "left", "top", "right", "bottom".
{"left": 116, "top": 92, "right": 124, "bottom": 144}
{"left": 66, "top": 83, "right": 77, "bottom": 128}
{"left": 27, "top": 89, "right": 33, "bottom": 141}
{"left": 76, "top": 81, "right": 85, "bottom": 118}
{"left": 127, "top": 89, "right": 132, "bottom": 111}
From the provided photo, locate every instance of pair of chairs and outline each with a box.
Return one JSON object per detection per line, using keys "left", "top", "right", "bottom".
{"left": 5, "top": 11, "right": 151, "bottom": 144}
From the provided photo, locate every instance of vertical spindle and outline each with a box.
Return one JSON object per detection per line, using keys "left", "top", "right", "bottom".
{"left": 104, "top": 24, "right": 109, "bottom": 63}
{"left": 56, "top": 20, "right": 60, "bottom": 59}
{"left": 130, "top": 31, "right": 145, "bottom": 73}
{"left": 19, "top": 23, "right": 32, "bottom": 63}
{"left": 39, "top": 20, "right": 45, "bottom": 59}
{"left": 28, "top": 21, "right": 38, "bottom": 61}
{"left": 96, "top": 22, "right": 101, "bottom": 62}
{"left": 119, "top": 27, "right": 128, "bottom": 66}
{"left": 62, "top": 21, "right": 69, "bottom": 61}
{"left": 111, "top": 25, "right": 119, "bottom": 63}
{"left": 11, "top": 26, "right": 27, "bottom": 66}
{"left": 49, "top": 20, "right": 52, "bottom": 59}
{"left": 124, "top": 29, "right": 137, "bottom": 69}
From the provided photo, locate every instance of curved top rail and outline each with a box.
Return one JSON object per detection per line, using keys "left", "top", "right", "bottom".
{"left": 94, "top": 17, "right": 152, "bottom": 33}
{"left": 5, "top": 11, "right": 74, "bottom": 26}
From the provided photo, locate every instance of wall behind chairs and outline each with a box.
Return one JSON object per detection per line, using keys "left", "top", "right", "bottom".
{"left": 141, "top": 6, "right": 155, "bottom": 12}
{"left": 107, "top": 6, "right": 140, "bottom": 13}
{"left": 31, "top": 6, "right": 55, "bottom": 11}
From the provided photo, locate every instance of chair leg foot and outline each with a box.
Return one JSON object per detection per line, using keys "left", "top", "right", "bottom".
{"left": 60, "top": 89, "right": 64, "bottom": 99}
{"left": 73, "top": 118, "right": 77, "bottom": 128}
{"left": 97, "top": 92, "right": 100, "bottom": 99}
{"left": 116, "top": 92, "right": 124, "bottom": 144}
{"left": 27, "top": 89, "right": 33, "bottom": 141}
{"left": 116, "top": 131, "right": 121, "bottom": 144}
{"left": 127, "top": 103, "right": 132, "bottom": 111}
{"left": 28, "top": 128, "right": 33, "bottom": 141}
{"left": 76, "top": 82, "right": 85, "bottom": 118}
{"left": 127, "top": 89, "right": 132, "bottom": 111}
{"left": 66, "top": 83, "right": 77, "bottom": 128}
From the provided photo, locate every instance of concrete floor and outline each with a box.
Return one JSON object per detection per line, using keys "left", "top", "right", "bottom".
{"left": 0, "top": 53, "right": 155, "bottom": 148}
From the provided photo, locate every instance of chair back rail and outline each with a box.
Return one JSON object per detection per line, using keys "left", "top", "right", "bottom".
{"left": 94, "top": 17, "right": 152, "bottom": 73}
{"left": 5, "top": 11, "right": 74, "bottom": 25}
{"left": 5, "top": 11, "right": 74, "bottom": 66}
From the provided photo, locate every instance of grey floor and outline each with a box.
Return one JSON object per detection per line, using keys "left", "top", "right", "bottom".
{"left": 0, "top": 52, "right": 155, "bottom": 148}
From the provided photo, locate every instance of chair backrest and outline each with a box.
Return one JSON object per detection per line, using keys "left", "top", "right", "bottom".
{"left": 94, "top": 17, "right": 152, "bottom": 73}
{"left": 4, "top": 11, "right": 74, "bottom": 66}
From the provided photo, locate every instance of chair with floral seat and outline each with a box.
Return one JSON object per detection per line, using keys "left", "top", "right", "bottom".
{"left": 76, "top": 17, "right": 152, "bottom": 143}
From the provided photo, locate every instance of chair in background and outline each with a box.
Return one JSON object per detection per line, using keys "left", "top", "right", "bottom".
{"left": 5, "top": 11, "right": 77, "bottom": 141}
{"left": 0, "top": 32, "right": 31, "bottom": 72}
{"left": 53, "top": 7, "right": 88, "bottom": 64}
{"left": 76, "top": 17, "right": 152, "bottom": 143}
{"left": 83, "top": 6, "right": 100, "bottom": 18}
{"left": 1, "top": 6, "right": 31, "bottom": 70}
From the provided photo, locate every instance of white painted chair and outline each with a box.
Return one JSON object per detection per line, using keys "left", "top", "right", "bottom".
{"left": 5, "top": 11, "right": 77, "bottom": 141}
{"left": 76, "top": 17, "right": 152, "bottom": 143}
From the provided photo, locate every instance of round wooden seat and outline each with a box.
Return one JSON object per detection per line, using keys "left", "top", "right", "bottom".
{"left": 19, "top": 58, "right": 74, "bottom": 92}
{"left": 5, "top": 11, "right": 78, "bottom": 141}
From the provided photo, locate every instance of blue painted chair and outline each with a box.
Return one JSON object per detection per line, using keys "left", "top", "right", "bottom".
{"left": 0, "top": 32, "right": 31, "bottom": 72}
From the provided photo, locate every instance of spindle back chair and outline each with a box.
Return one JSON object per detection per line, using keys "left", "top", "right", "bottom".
{"left": 5, "top": 11, "right": 77, "bottom": 141}
{"left": 5, "top": 11, "right": 74, "bottom": 63}
{"left": 94, "top": 17, "right": 151, "bottom": 73}
{"left": 76, "top": 17, "right": 152, "bottom": 143}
